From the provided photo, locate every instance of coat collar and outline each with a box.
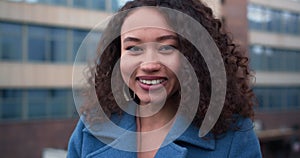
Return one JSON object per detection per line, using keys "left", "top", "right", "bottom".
{"left": 82, "top": 101, "right": 216, "bottom": 151}
{"left": 164, "top": 114, "right": 215, "bottom": 150}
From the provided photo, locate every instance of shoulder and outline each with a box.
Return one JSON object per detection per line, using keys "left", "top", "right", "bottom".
{"left": 171, "top": 117, "right": 261, "bottom": 157}
{"left": 67, "top": 118, "right": 85, "bottom": 158}
{"left": 226, "top": 117, "right": 262, "bottom": 158}
{"left": 67, "top": 113, "right": 136, "bottom": 157}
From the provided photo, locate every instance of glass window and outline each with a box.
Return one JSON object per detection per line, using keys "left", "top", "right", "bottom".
{"left": 297, "top": 14, "right": 300, "bottom": 35}
{"left": 297, "top": 50, "right": 300, "bottom": 70}
{"left": 289, "top": 13, "right": 298, "bottom": 34}
{"left": 28, "top": 38, "right": 47, "bottom": 61}
{"left": 250, "top": 45, "right": 300, "bottom": 72}
{"left": 73, "top": 0, "right": 89, "bottom": 9}
{"left": 73, "top": 29, "right": 89, "bottom": 62}
{"left": 118, "top": 0, "right": 130, "bottom": 9}
{"left": 285, "top": 88, "right": 299, "bottom": 108}
{"left": 49, "top": 90, "right": 69, "bottom": 117}
{"left": 254, "top": 87, "right": 300, "bottom": 110}
{"left": 254, "top": 88, "right": 268, "bottom": 109}
{"left": 0, "top": 90, "right": 23, "bottom": 119}
{"left": 84, "top": 31, "right": 101, "bottom": 62}
{"left": 0, "top": 88, "right": 77, "bottom": 121}
{"left": 285, "top": 50, "right": 296, "bottom": 71}
{"left": 47, "top": 0, "right": 67, "bottom": 6}
{"left": 49, "top": 28, "right": 67, "bottom": 62}
{"left": 248, "top": 3, "right": 300, "bottom": 36}
{"left": 282, "top": 11, "right": 295, "bottom": 34}
{"left": 266, "top": 9, "right": 282, "bottom": 33}
{"left": 267, "top": 48, "right": 285, "bottom": 71}
{"left": 92, "top": 0, "right": 106, "bottom": 10}
{"left": 112, "top": 0, "right": 121, "bottom": 12}
{"left": 28, "top": 26, "right": 49, "bottom": 61}
{"left": 0, "top": 22, "right": 22, "bottom": 61}
{"left": 268, "top": 88, "right": 285, "bottom": 109}
{"left": 24, "top": 0, "right": 67, "bottom": 5}
{"left": 27, "top": 90, "right": 49, "bottom": 118}
{"left": 8, "top": 0, "right": 23, "bottom": 2}
{"left": 250, "top": 45, "right": 266, "bottom": 70}
{"left": 28, "top": 25, "right": 67, "bottom": 62}
{"left": 247, "top": 4, "right": 265, "bottom": 30}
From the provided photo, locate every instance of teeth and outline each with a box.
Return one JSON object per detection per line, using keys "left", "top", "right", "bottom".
{"left": 140, "top": 79, "right": 165, "bottom": 85}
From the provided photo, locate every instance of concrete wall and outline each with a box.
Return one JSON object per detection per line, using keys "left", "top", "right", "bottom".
{"left": 222, "top": 0, "right": 249, "bottom": 51}
{"left": 0, "top": 1, "right": 110, "bottom": 30}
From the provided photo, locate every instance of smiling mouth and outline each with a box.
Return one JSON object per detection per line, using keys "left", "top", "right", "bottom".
{"left": 139, "top": 78, "right": 166, "bottom": 85}
{"left": 136, "top": 77, "right": 168, "bottom": 91}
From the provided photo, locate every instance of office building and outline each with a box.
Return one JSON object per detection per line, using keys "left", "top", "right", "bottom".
{"left": 0, "top": 0, "right": 126, "bottom": 157}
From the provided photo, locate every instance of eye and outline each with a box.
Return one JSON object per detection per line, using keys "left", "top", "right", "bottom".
{"left": 158, "top": 45, "right": 177, "bottom": 54}
{"left": 126, "top": 46, "right": 143, "bottom": 54}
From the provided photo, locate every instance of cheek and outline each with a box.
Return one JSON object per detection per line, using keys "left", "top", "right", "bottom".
{"left": 120, "top": 55, "right": 138, "bottom": 86}
{"left": 160, "top": 53, "right": 181, "bottom": 75}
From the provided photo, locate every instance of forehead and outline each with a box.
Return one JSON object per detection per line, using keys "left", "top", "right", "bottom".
{"left": 121, "top": 7, "right": 174, "bottom": 35}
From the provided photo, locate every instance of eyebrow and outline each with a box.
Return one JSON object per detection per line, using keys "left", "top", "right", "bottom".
{"left": 156, "top": 35, "right": 178, "bottom": 42}
{"left": 123, "top": 35, "right": 178, "bottom": 43}
{"left": 123, "top": 37, "right": 141, "bottom": 43}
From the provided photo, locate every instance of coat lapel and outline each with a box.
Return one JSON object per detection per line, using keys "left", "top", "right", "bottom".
{"left": 82, "top": 101, "right": 215, "bottom": 158}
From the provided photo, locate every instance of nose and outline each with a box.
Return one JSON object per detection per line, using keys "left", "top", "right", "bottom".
{"left": 140, "top": 61, "right": 162, "bottom": 72}
{"left": 140, "top": 45, "right": 162, "bottom": 72}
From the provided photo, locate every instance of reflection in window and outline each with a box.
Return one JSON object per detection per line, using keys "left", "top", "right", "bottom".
{"left": 248, "top": 3, "right": 300, "bottom": 36}
{"left": 250, "top": 45, "right": 267, "bottom": 70}
{"left": 282, "top": 11, "right": 297, "bottom": 34}
{"left": 0, "top": 22, "right": 22, "bottom": 61}
{"left": 250, "top": 45, "right": 300, "bottom": 72}
{"left": 24, "top": 0, "right": 67, "bottom": 6}
{"left": 248, "top": 4, "right": 265, "bottom": 30}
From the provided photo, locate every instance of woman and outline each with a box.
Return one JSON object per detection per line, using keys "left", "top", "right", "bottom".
{"left": 68, "top": 0, "right": 262, "bottom": 157}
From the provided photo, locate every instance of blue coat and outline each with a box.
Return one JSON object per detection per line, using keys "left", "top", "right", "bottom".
{"left": 67, "top": 112, "right": 262, "bottom": 158}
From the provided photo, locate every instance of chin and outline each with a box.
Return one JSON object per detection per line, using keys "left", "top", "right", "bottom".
{"left": 139, "top": 96, "right": 166, "bottom": 105}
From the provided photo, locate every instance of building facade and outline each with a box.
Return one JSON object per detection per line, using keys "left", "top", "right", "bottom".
{"left": 247, "top": 0, "right": 300, "bottom": 157}
{"left": 0, "top": 0, "right": 122, "bottom": 157}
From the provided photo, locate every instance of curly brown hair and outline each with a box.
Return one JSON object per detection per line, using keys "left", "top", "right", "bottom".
{"left": 81, "top": 0, "right": 255, "bottom": 136}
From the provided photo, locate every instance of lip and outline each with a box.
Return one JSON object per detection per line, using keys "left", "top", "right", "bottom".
{"left": 136, "top": 76, "right": 167, "bottom": 91}
{"left": 137, "top": 76, "right": 167, "bottom": 80}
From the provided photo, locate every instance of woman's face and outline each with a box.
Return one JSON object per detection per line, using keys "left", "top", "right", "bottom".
{"left": 120, "top": 8, "right": 180, "bottom": 105}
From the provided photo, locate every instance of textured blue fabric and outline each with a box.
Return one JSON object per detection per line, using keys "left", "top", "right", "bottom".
{"left": 67, "top": 113, "right": 262, "bottom": 158}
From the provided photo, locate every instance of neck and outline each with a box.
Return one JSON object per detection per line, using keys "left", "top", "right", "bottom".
{"left": 137, "top": 97, "right": 178, "bottom": 132}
